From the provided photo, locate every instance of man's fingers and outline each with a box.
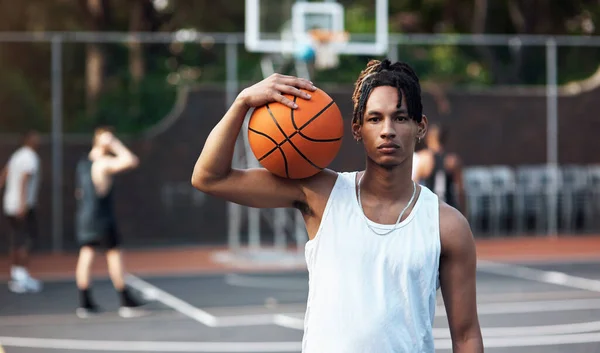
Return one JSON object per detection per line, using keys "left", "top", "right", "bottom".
{"left": 274, "top": 83, "right": 312, "bottom": 100}
{"left": 273, "top": 93, "right": 298, "bottom": 109}
{"left": 276, "top": 76, "right": 317, "bottom": 91}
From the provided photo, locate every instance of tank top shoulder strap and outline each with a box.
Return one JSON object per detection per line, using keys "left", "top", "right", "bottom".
{"left": 418, "top": 184, "right": 439, "bottom": 208}
{"left": 337, "top": 171, "right": 358, "bottom": 187}
{"left": 334, "top": 171, "right": 360, "bottom": 202}
{"left": 309, "top": 171, "right": 358, "bottom": 243}
{"left": 323, "top": 171, "right": 357, "bottom": 207}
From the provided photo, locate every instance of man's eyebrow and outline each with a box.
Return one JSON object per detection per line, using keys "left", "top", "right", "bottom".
{"left": 366, "top": 108, "right": 408, "bottom": 115}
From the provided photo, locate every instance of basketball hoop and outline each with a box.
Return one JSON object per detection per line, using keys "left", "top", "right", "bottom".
{"left": 308, "top": 29, "right": 349, "bottom": 71}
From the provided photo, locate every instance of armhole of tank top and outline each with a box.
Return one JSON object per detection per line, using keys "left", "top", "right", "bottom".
{"left": 305, "top": 172, "right": 346, "bottom": 246}
{"left": 432, "top": 190, "right": 442, "bottom": 290}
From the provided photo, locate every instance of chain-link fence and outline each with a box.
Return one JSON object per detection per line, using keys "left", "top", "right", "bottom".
{"left": 0, "top": 31, "right": 599, "bottom": 254}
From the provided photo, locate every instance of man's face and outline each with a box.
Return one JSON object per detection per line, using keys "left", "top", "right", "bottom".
{"left": 352, "top": 86, "right": 425, "bottom": 169}
{"left": 27, "top": 132, "right": 41, "bottom": 150}
{"left": 94, "top": 131, "right": 113, "bottom": 154}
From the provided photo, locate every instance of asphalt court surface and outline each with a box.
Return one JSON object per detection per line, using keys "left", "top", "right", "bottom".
{"left": 1, "top": 259, "right": 600, "bottom": 352}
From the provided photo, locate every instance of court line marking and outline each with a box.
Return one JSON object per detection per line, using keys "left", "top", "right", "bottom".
{"left": 203, "top": 303, "right": 307, "bottom": 316}
{"left": 440, "top": 298, "right": 600, "bottom": 316}
{"left": 124, "top": 270, "right": 600, "bottom": 333}
{"left": 476, "top": 257, "right": 600, "bottom": 267}
{"left": 125, "top": 274, "right": 218, "bottom": 327}
{"left": 438, "top": 320, "right": 600, "bottom": 338}
{"left": 223, "top": 297, "right": 600, "bottom": 327}
{"left": 187, "top": 290, "right": 594, "bottom": 316}
{"left": 5, "top": 332, "right": 600, "bottom": 351}
{"left": 436, "top": 332, "right": 600, "bottom": 350}
{"left": 224, "top": 272, "right": 597, "bottom": 302}
{"left": 0, "top": 311, "right": 185, "bottom": 327}
{"left": 4, "top": 297, "right": 600, "bottom": 331}
{"left": 213, "top": 314, "right": 276, "bottom": 327}
{"left": 3, "top": 290, "right": 599, "bottom": 331}
{"left": 224, "top": 274, "right": 306, "bottom": 290}
{"left": 125, "top": 274, "right": 286, "bottom": 328}
{"left": 478, "top": 260, "right": 600, "bottom": 293}
{"left": 0, "top": 337, "right": 302, "bottom": 352}
{"left": 273, "top": 314, "right": 304, "bottom": 330}
{"left": 274, "top": 312, "right": 600, "bottom": 338}
{"left": 472, "top": 289, "right": 596, "bottom": 303}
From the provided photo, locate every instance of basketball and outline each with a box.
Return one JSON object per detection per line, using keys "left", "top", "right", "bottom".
{"left": 247, "top": 87, "right": 344, "bottom": 179}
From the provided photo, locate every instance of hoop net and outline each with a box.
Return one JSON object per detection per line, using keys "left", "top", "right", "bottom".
{"left": 308, "top": 29, "right": 349, "bottom": 70}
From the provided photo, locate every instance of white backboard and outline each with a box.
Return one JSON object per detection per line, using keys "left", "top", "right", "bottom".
{"left": 245, "top": 0, "right": 389, "bottom": 56}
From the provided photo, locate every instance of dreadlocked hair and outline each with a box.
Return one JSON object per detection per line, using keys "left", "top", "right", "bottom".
{"left": 351, "top": 59, "right": 423, "bottom": 125}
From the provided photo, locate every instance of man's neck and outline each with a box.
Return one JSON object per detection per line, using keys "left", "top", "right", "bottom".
{"left": 360, "top": 159, "right": 415, "bottom": 203}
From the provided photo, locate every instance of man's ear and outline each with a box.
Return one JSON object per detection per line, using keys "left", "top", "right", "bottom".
{"left": 352, "top": 121, "right": 362, "bottom": 142}
{"left": 417, "top": 115, "right": 428, "bottom": 140}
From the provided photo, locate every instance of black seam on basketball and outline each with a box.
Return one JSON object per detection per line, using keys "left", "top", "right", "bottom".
{"left": 290, "top": 98, "right": 339, "bottom": 142}
{"left": 258, "top": 146, "right": 278, "bottom": 161}
{"left": 291, "top": 96, "right": 300, "bottom": 130}
{"left": 249, "top": 126, "right": 289, "bottom": 177}
{"left": 280, "top": 145, "right": 290, "bottom": 178}
{"left": 294, "top": 99, "right": 341, "bottom": 142}
{"left": 287, "top": 130, "right": 341, "bottom": 143}
{"left": 249, "top": 127, "right": 280, "bottom": 158}
{"left": 298, "top": 133, "right": 343, "bottom": 142}
{"left": 266, "top": 104, "right": 325, "bottom": 171}
{"left": 298, "top": 100, "right": 335, "bottom": 130}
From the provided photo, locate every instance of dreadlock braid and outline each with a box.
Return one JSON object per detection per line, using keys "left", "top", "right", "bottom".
{"left": 351, "top": 59, "right": 423, "bottom": 125}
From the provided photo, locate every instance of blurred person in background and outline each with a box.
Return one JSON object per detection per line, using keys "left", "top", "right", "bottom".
{"left": 0, "top": 130, "right": 43, "bottom": 293}
{"left": 413, "top": 123, "right": 466, "bottom": 215}
{"left": 74, "top": 127, "right": 146, "bottom": 318}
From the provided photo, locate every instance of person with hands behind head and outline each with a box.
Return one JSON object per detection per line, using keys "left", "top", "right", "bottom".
{"left": 74, "top": 127, "right": 146, "bottom": 319}
{"left": 192, "top": 61, "right": 483, "bottom": 353}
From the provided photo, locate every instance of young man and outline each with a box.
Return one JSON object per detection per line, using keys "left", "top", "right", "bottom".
{"left": 191, "top": 60, "right": 483, "bottom": 352}
{"left": 414, "top": 123, "right": 467, "bottom": 215}
{"left": 1, "top": 130, "right": 43, "bottom": 293}
{"left": 74, "top": 127, "right": 145, "bottom": 318}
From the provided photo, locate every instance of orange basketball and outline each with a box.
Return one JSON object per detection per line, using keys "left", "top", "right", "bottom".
{"left": 247, "top": 88, "right": 344, "bottom": 179}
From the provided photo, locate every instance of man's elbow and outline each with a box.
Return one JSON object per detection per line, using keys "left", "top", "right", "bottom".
{"left": 129, "top": 156, "right": 140, "bottom": 169}
{"left": 453, "top": 327, "right": 484, "bottom": 352}
{"left": 191, "top": 169, "right": 218, "bottom": 193}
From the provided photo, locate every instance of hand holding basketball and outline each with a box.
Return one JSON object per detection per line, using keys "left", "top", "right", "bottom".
{"left": 237, "top": 74, "right": 317, "bottom": 110}
{"left": 246, "top": 78, "right": 344, "bottom": 179}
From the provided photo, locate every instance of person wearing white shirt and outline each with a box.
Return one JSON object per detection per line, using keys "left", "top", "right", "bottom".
{"left": 0, "top": 130, "right": 43, "bottom": 293}
{"left": 191, "top": 60, "right": 483, "bottom": 352}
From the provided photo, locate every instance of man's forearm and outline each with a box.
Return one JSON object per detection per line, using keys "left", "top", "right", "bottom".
{"left": 110, "top": 138, "right": 135, "bottom": 158}
{"left": 453, "top": 337, "right": 484, "bottom": 353}
{"left": 109, "top": 138, "right": 139, "bottom": 167}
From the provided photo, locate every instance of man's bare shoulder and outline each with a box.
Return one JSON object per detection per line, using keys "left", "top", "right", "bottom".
{"left": 438, "top": 201, "right": 474, "bottom": 255}
{"left": 302, "top": 168, "right": 339, "bottom": 192}
{"left": 91, "top": 156, "right": 116, "bottom": 173}
{"left": 297, "top": 168, "right": 340, "bottom": 217}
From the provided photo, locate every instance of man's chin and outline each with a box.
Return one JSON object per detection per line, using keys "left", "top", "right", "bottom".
{"left": 376, "top": 159, "right": 401, "bottom": 170}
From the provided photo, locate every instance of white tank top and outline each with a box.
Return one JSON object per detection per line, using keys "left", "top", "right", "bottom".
{"left": 302, "top": 171, "right": 441, "bottom": 353}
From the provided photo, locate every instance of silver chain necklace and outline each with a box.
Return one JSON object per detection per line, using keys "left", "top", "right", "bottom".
{"left": 356, "top": 172, "right": 417, "bottom": 236}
